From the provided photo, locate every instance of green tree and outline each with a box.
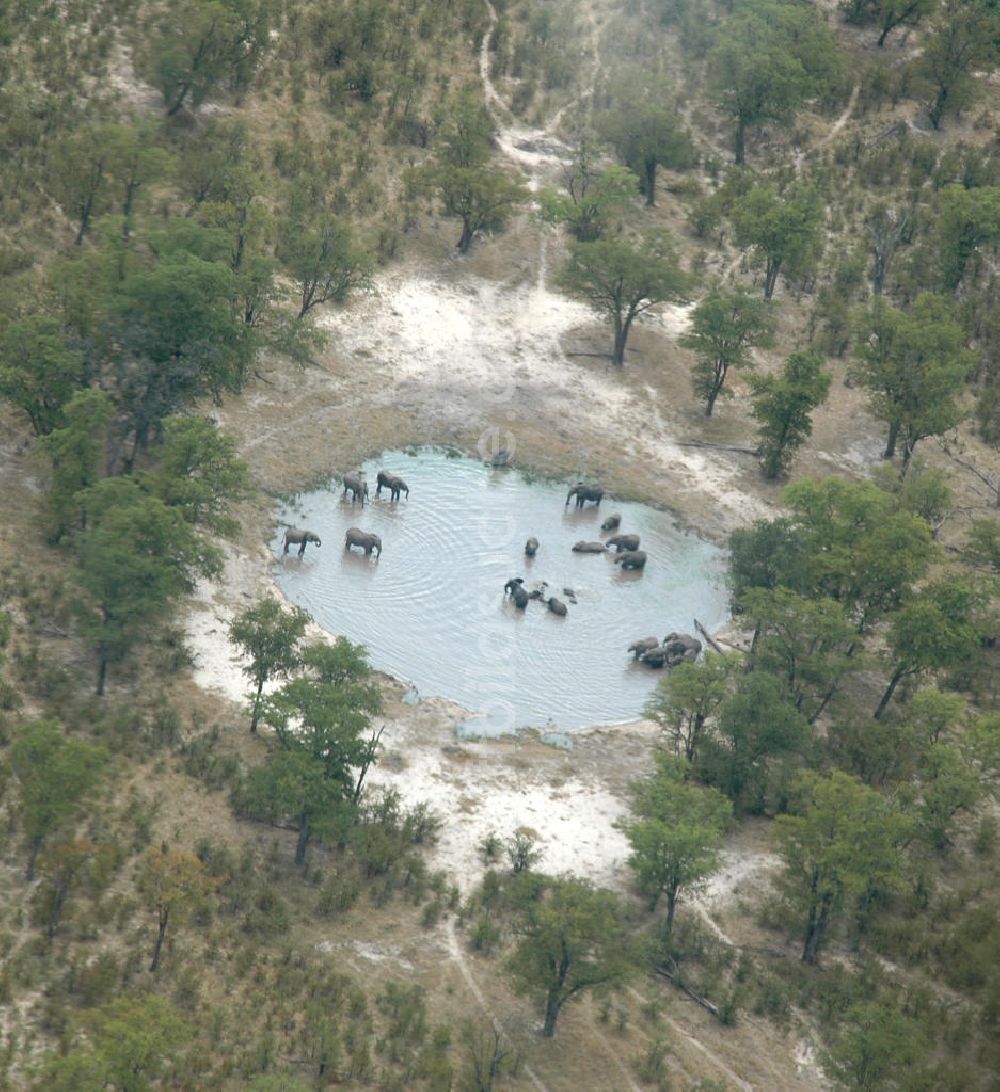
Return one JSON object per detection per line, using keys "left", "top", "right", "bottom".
{"left": 845, "top": 0, "right": 934, "bottom": 46}
{"left": 228, "top": 597, "right": 310, "bottom": 733}
{"left": 507, "top": 876, "right": 632, "bottom": 1037}
{"left": 918, "top": 0, "right": 1000, "bottom": 130}
{"left": 680, "top": 283, "right": 775, "bottom": 416}
{"left": 739, "top": 587, "right": 855, "bottom": 722}
{"left": 0, "top": 315, "right": 85, "bottom": 436}
{"left": 874, "top": 580, "right": 979, "bottom": 719}
{"left": 36, "top": 837, "right": 98, "bottom": 938}
{"left": 244, "top": 748, "right": 351, "bottom": 864}
{"left": 539, "top": 159, "right": 640, "bottom": 242}
{"left": 731, "top": 184, "right": 824, "bottom": 300}
{"left": 750, "top": 350, "right": 831, "bottom": 478}
{"left": 141, "top": 414, "right": 250, "bottom": 537}
{"left": 559, "top": 237, "right": 689, "bottom": 365}
{"left": 780, "top": 477, "right": 936, "bottom": 630}
{"left": 278, "top": 214, "right": 374, "bottom": 318}
{"left": 73, "top": 479, "right": 221, "bottom": 695}
{"left": 850, "top": 295, "right": 975, "bottom": 471}
{"left": 595, "top": 76, "right": 693, "bottom": 205}
{"left": 930, "top": 184, "right": 1000, "bottom": 292}
{"left": 141, "top": 0, "right": 271, "bottom": 116}
{"left": 621, "top": 754, "right": 731, "bottom": 936}
{"left": 260, "top": 642, "right": 383, "bottom": 800}
{"left": 644, "top": 653, "right": 738, "bottom": 763}
{"left": 774, "top": 770, "right": 907, "bottom": 964}
{"left": 36, "top": 995, "right": 191, "bottom": 1092}
{"left": 821, "top": 1001, "right": 927, "bottom": 1090}
{"left": 48, "top": 122, "right": 116, "bottom": 245}
{"left": 9, "top": 721, "right": 107, "bottom": 879}
{"left": 105, "top": 121, "right": 174, "bottom": 239}
{"left": 112, "top": 246, "right": 255, "bottom": 461}
{"left": 37, "top": 389, "right": 115, "bottom": 541}
{"left": 709, "top": 0, "right": 841, "bottom": 163}
{"left": 699, "top": 671, "right": 811, "bottom": 813}
{"left": 137, "top": 847, "right": 214, "bottom": 972}
{"left": 426, "top": 163, "right": 528, "bottom": 254}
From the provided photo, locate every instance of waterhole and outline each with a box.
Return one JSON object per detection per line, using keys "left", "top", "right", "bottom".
{"left": 273, "top": 451, "right": 728, "bottom": 736}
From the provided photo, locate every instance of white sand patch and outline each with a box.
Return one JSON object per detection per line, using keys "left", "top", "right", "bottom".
{"left": 369, "top": 720, "right": 634, "bottom": 891}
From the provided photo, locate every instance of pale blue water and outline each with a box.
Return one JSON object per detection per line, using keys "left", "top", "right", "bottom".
{"left": 273, "top": 451, "right": 728, "bottom": 735}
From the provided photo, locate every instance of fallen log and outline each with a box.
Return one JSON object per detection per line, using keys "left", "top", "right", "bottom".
{"left": 653, "top": 962, "right": 720, "bottom": 1018}
{"left": 694, "top": 618, "right": 726, "bottom": 655}
{"left": 679, "top": 439, "right": 760, "bottom": 456}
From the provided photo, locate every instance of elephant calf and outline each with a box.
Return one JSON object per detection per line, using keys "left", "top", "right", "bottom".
{"left": 572, "top": 540, "right": 606, "bottom": 553}
{"left": 344, "top": 527, "right": 382, "bottom": 557}
{"left": 601, "top": 512, "right": 622, "bottom": 532}
{"left": 607, "top": 533, "right": 640, "bottom": 553}
{"left": 613, "top": 550, "right": 646, "bottom": 571}
{"left": 282, "top": 528, "right": 321, "bottom": 557}
{"left": 547, "top": 597, "right": 568, "bottom": 616}
{"left": 525, "top": 536, "right": 539, "bottom": 557}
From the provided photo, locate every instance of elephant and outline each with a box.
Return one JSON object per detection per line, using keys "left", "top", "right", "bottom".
{"left": 547, "top": 597, "right": 568, "bottom": 616}
{"left": 344, "top": 527, "right": 382, "bottom": 557}
{"left": 504, "top": 578, "right": 524, "bottom": 595}
{"left": 600, "top": 513, "right": 622, "bottom": 533}
{"left": 606, "top": 533, "right": 640, "bottom": 553}
{"left": 375, "top": 470, "right": 409, "bottom": 501}
{"left": 613, "top": 550, "right": 647, "bottom": 570}
{"left": 640, "top": 646, "right": 668, "bottom": 668}
{"left": 510, "top": 584, "right": 529, "bottom": 609}
{"left": 663, "top": 634, "right": 702, "bottom": 658}
{"left": 566, "top": 483, "right": 604, "bottom": 508}
{"left": 282, "top": 528, "right": 321, "bottom": 557}
{"left": 572, "top": 540, "right": 607, "bottom": 553}
{"left": 342, "top": 474, "right": 369, "bottom": 503}
{"left": 628, "top": 636, "right": 659, "bottom": 660}
{"left": 525, "top": 537, "right": 539, "bottom": 557}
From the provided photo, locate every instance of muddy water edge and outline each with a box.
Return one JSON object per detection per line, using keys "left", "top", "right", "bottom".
{"left": 272, "top": 451, "right": 728, "bottom": 736}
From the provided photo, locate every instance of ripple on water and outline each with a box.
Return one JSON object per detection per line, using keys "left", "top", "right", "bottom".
{"left": 273, "top": 451, "right": 729, "bottom": 735}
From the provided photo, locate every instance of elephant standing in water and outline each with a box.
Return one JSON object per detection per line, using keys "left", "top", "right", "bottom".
{"left": 601, "top": 513, "right": 622, "bottom": 532}
{"left": 607, "top": 533, "right": 640, "bottom": 553}
{"left": 566, "top": 483, "right": 604, "bottom": 508}
{"left": 525, "top": 537, "right": 539, "bottom": 557}
{"left": 375, "top": 471, "right": 409, "bottom": 501}
{"left": 628, "top": 636, "right": 659, "bottom": 660}
{"left": 342, "top": 474, "right": 369, "bottom": 503}
{"left": 282, "top": 528, "right": 322, "bottom": 557}
{"left": 503, "top": 578, "right": 530, "bottom": 609}
{"left": 613, "top": 550, "right": 647, "bottom": 571}
{"left": 345, "top": 527, "right": 382, "bottom": 557}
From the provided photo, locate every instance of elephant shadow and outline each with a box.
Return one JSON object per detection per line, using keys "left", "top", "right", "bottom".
{"left": 561, "top": 508, "right": 601, "bottom": 528}
{"left": 340, "top": 550, "right": 379, "bottom": 575}
{"left": 612, "top": 568, "right": 645, "bottom": 586}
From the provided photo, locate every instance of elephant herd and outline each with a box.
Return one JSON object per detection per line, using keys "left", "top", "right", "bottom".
{"left": 281, "top": 469, "right": 407, "bottom": 559}
{"left": 503, "top": 488, "right": 687, "bottom": 669}
{"left": 282, "top": 470, "right": 698, "bottom": 673}
{"left": 627, "top": 632, "right": 703, "bottom": 669}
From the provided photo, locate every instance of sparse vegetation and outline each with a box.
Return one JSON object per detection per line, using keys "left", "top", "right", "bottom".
{"left": 0, "top": 0, "right": 997, "bottom": 1087}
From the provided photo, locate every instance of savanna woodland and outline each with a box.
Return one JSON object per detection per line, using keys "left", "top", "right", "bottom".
{"left": 0, "top": 0, "right": 998, "bottom": 1088}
